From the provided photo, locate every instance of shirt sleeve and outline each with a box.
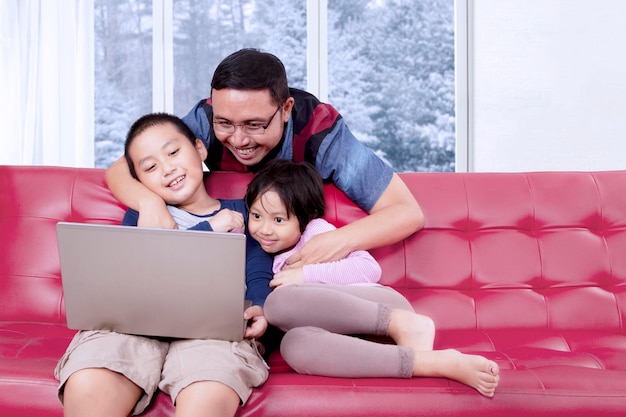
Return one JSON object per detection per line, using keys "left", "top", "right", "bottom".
{"left": 187, "top": 221, "right": 213, "bottom": 231}
{"left": 121, "top": 208, "right": 139, "bottom": 226}
{"left": 314, "top": 117, "right": 394, "bottom": 212}
{"left": 182, "top": 99, "right": 212, "bottom": 149}
{"left": 221, "top": 200, "right": 273, "bottom": 307}
{"left": 303, "top": 251, "right": 382, "bottom": 285}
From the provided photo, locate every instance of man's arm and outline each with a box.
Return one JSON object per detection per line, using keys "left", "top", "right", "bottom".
{"left": 105, "top": 157, "right": 176, "bottom": 229}
{"left": 285, "top": 174, "right": 423, "bottom": 267}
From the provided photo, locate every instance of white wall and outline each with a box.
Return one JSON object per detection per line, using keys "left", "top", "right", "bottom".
{"left": 467, "top": 0, "right": 626, "bottom": 172}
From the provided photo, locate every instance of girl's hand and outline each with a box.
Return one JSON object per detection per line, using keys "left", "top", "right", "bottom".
{"left": 270, "top": 268, "right": 305, "bottom": 288}
{"left": 208, "top": 209, "right": 244, "bottom": 233}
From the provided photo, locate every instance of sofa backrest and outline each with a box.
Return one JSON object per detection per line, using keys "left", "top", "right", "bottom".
{"left": 393, "top": 171, "right": 626, "bottom": 334}
{"left": 2, "top": 166, "right": 626, "bottom": 335}
{"left": 0, "top": 166, "right": 126, "bottom": 323}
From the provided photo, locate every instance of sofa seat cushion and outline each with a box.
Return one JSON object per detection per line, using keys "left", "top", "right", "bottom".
{"left": 0, "top": 323, "right": 75, "bottom": 416}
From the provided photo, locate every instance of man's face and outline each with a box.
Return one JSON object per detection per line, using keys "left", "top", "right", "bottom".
{"left": 211, "top": 88, "right": 292, "bottom": 166}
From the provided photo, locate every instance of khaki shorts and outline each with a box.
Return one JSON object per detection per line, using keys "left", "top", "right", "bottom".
{"left": 55, "top": 330, "right": 269, "bottom": 415}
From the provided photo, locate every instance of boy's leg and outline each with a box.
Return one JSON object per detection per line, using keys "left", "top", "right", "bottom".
{"left": 175, "top": 381, "right": 239, "bottom": 417}
{"left": 161, "top": 338, "right": 269, "bottom": 415}
{"left": 63, "top": 368, "right": 142, "bottom": 417}
{"left": 55, "top": 331, "right": 169, "bottom": 416}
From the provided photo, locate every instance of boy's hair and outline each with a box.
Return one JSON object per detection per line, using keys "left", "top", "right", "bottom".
{"left": 211, "top": 48, "right": 290, "bottom": 106}
{"left": 124, "top": 113, "right": 197, "bottom": 179}
{"left": 245, "top": 159, "right": 325, "bottom": 233}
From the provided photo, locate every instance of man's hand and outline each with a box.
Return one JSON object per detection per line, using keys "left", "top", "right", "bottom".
{"left": 208, "top": 209, "right": 245, "bottom": 233}
{"left": 286, "top": 174, "right": 424, "bottom": 269}
{"left": 270, "top": 267, "right": 305, "bottom": 288}
{"left": 284, "top": 229, "right": 349, "bottom": 269}
{"left": 137, "top": 195, "right": 177, "bottom": 229}
{"left": 244, "top": 305, "right": 268, "bottom": 339}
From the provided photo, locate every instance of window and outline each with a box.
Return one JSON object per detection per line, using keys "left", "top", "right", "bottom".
{"left": 94, "top": 0, "right": 454, "bottom": 172}
{"left": 94, "top": 0, "right": 152, "bottom": 168}
{"left": 327, "top": 0, "right": 455, "bottom": 172}
{"left": 172, "top": 0, "right": 307, "bottom": 116}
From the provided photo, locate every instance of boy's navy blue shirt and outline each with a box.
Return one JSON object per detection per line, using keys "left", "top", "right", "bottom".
{"left": 122, "top": 199, "right": 273, "bottom": 307}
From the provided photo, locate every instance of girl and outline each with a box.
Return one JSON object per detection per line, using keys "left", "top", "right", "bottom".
{"left": 245, "top": 159, "right": 500, "bottom": 397}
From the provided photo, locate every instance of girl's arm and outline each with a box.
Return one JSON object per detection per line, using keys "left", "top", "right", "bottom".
{"left": 279, "top": 218, "right": 382, "bottom": 285}
{"left": 302, "top": 250, "right": 382, "bottom": 285}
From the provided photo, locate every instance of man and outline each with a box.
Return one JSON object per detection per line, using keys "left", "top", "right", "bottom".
{"left": 105, "top": 48, "right": 424, "bottom": 268}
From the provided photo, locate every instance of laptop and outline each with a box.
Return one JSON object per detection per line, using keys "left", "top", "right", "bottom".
{"left": 56, "top": 222, "right": 247, "bottom": 341}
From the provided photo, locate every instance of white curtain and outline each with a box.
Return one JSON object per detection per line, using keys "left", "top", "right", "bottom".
{"left": 0, "top": 0, "right": 94, "bottom": 167}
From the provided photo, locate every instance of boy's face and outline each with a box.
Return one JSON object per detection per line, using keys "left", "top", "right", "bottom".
{"left": 247, "top": 190, "right": 301, "bottom": 254}
{"left": 211, "top": 88, "right": 294, "bottom": 167}
{"left": 129, "top": 123, "right": 208, "bottom": 211}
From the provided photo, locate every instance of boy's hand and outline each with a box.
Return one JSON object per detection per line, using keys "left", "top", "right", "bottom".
{"left": 208, "top": 209, "right": 245, "bottom": 233}
{"left": 270, "top": 268, "right": 305, "bottom": 288}
{"left": 244, "top": 305, "right": 268, "bottom": 339}
{"left": 137, "top": 196, "right": 177, "bottom": 229}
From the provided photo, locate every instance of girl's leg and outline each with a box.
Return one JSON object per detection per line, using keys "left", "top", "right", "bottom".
{"left": 264, "top": 284, "right": 435, "bottom": 350}
{"left": 281, "top": 327, "right": 500, "bottom": 397}
{"left": 280, "top": 326, "right": 415, "bottom": 378}
{"left": 412, "top": 349, "right": 500, "bottom": 397}
{"left": 63, "top": 368, "right": 142, "bottom": 417}
{"left": 267, "top": 286, "right": 499, "bottom": 396}
{"left": 175, "top": 381, "right": 239, "bottom": 417}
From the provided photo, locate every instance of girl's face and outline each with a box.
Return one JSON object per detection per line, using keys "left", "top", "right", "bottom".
{"left": 129, "top": 123, "right": 208, "bottom": 213}
{"left": 247, "top": 189, "right": 301, "bottom": 254}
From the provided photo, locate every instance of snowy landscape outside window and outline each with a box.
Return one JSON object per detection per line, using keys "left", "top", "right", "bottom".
{"left": 94, "top": 0, "right": 454, "bottom": 172}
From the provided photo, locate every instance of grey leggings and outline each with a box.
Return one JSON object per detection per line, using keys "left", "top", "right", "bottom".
{"left": 263, "top": 284, "right": 415, "bottom": 378}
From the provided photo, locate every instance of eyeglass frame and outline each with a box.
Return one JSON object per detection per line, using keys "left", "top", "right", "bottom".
{"left": 211, "top": 105, "right": 283, "bottom": 136}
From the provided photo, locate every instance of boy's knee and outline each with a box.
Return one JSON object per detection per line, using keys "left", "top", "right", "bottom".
{"left": 64, "top": 368, "right": 139, "bottom": 400}
{"left": 64, "top": 369, "right": 103, "bottom": 395}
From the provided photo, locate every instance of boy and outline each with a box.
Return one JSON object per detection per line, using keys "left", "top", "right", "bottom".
{"left": 55, "top": 113, "right": 272, "bottom": 417}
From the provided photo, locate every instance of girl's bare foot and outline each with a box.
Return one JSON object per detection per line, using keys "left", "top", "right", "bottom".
{"left": 413, "top": 349, "right": 500, "bottom": 397}
{"left": 387, "top": 309, "right": 435, "bottom": 351}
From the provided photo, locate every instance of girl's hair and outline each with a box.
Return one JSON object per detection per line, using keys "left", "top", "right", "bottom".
{"left": 245, "top": 159, "right": 325, "bottom": 233}
{"left": 211, "top": 48, "right": 290, "bottom": 106}
{"left": 124, "top": 113, "right": 197, "bottom": 179}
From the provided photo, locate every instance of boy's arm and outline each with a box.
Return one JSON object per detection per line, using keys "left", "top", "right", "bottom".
{"left": 105, "top": 157, "right": 177, "bottom": 229}
{"left": 244, "top": 235, "right": 274, "bottom": 307}
{"left": 243, "top": 235, "right": 273, "bottom": 339}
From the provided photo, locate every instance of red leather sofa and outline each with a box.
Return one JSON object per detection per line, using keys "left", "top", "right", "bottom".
{"left": 2, "top": 165, "right": 626, "bottom": 417}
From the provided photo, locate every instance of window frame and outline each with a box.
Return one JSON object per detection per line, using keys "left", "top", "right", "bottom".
{"left": 149, "top": 0, "right": 468, "bottom": 172}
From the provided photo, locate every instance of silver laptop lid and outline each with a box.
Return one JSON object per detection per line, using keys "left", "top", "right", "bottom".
{"left": 56, "top": 222, "right": 246, "bottom": 341}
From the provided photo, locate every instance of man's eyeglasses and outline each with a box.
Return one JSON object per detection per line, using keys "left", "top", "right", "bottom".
{"left": 212, "top": 106, "right": 282, "bottom": 136}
